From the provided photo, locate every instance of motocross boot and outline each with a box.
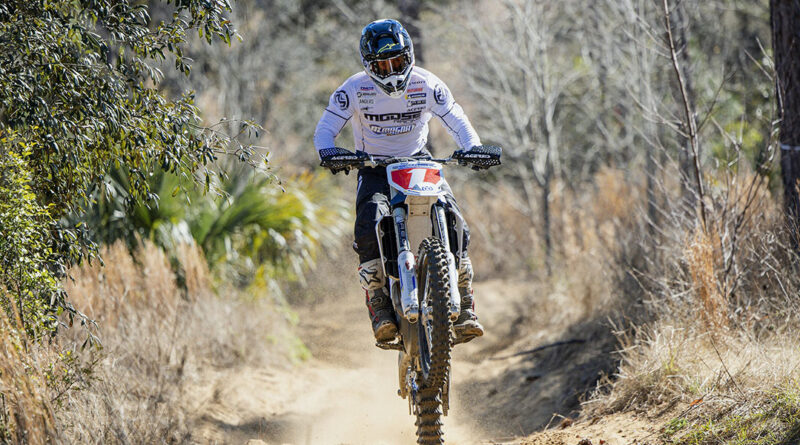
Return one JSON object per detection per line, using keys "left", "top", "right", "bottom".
{"left": 359, "top": 259, "right": 398, "bottom": 342}
{"left": 454, "top": 257, "right": 483, "bottom": 344}
{"left": 454, "top": 287, "right": 484, "bottom": 344}
{"left": 366, "top": 287, "right": 398, "bottom": 342}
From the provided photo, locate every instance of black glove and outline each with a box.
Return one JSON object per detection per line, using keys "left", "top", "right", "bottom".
{"left": 319, "top": 147, "right": 368, "bottom": 174}
{"left": 452, "top": 145, "right": 502, "bottom": 170}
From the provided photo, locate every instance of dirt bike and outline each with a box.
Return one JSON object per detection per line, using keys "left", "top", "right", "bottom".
{"left": 320, "top": 145, "right": 501, "bottom": 444}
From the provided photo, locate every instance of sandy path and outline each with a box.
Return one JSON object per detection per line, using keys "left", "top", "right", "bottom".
{"left": 191, "top": 278, "right": 667, "bottom": 445}
{"left": 283, "top": 299, "right": 480, "bottom": 445}
{"left": 192, "top": 280, "right": 484, "bottom": 445}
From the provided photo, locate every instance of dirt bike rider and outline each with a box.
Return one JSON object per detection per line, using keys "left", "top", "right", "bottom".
{"left": 314, "top": 19, "right": 485, "bottom": 344}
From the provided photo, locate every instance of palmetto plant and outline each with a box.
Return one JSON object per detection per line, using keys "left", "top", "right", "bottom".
{"left": 191, "top": 169, "right": 347, "bottom": 288}
{"left": 80, "top": 168, "right": 347, "bottom": 291}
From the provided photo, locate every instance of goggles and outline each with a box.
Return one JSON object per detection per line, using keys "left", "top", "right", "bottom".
{"left": 370, "top": 54, "right": 411, "bottom": 78}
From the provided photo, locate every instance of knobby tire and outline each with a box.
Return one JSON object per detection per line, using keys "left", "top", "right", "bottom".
{"left": 415, "top": 388, "right": 445, "bottom": 445}
{"left": 414, "top": 237, "right": 453, "bottom": 445}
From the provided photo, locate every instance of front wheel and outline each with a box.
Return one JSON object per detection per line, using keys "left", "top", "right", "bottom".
{"left": 416, "top": 237, "right": 453, "bottom": 390}
{"left": 414, "top": 237, "right": 453, "bottom": 444}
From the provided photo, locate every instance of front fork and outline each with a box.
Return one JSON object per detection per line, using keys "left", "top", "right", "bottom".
{"left": 377, "top": 201, "right": 462, "bottom": 324}
{"left": 432, "top": 205, "right": 461, "bottom": 321}
{"left": 393, "top": 207, "right": 419, "bottom": 323}
{"left": 393, "top": 201, "right": 460, "bottom": 416}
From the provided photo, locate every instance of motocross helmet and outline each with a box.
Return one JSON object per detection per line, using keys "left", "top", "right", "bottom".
{"left": 359, "top": 19, "right": 415, "bottom": 98}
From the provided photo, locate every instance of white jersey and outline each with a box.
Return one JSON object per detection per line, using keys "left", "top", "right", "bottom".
{"left": 313, "top": 67, "right": 481, "bottom": 157}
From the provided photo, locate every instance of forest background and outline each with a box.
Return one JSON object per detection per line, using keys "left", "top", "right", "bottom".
{"left": 2, "top": 0, "right": 800, "bottom": 443}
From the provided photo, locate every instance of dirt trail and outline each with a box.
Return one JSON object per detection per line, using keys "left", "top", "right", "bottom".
{"left": 191, "top": 283, "right": 480, "bottom": 444}
{"left": 191, "top": 278, "right": 665, "bottom": 445}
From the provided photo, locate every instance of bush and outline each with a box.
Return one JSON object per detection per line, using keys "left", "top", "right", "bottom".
{"left": 0, "top": 138, "right": 62, "bottom": 336}
{"left": 0, "top": 0, "right": 258, "bottom": 333}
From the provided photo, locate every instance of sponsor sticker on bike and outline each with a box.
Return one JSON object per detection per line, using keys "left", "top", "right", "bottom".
{"left": 388, "top": 162, "right": 444, "bottom": 196}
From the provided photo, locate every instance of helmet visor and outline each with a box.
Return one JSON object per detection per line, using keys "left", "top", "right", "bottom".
{"left": 370, "top": 54, "right": 410, "bottom": 79}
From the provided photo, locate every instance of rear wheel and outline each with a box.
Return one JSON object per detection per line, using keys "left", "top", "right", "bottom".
{"left": 414, "top": 237, "right": 453, "bottom": 444}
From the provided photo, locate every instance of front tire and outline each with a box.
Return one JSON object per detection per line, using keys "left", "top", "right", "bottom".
{"left": 415, "top": 388, "right": 444, "bottom": 445}
{"left": 414, "top": 237, "right": 453, "bottom": 445}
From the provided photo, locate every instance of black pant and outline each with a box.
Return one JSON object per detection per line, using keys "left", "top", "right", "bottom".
{"left": 353, "top": 166, "right": 470, "bottom": 263}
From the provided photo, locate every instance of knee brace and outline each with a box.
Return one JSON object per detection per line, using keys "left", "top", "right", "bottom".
{"left": 358, "top": 258, "right": 386, "bottom": 291}
{"left": 458, "top": 257, "right": 473, "bottom": 289}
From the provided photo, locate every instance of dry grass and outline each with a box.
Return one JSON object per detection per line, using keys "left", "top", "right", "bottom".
{"left": 685, "top": 229, "right": 728, "bottom": 329}
{"left": 582, "top": 167, "right": 800, "bottom": 440}
{"left": 588, "top": 324, "right": 800, "bottom": 413}
{"left": 53, "top": 240, "right": 291, "bottom": 444}
{"left": 454, "top": 164, "right": 800, "bottom": 439}
{"left": 457, "top": 167, "right": 642, "bottom": 281}
{"left": 0, "top": 314, "right": 60, "bottom": 444}
{"left": 454, "top": 159, "right": 800, "bottom": 439}
{"left": 451, "top": 167, "right": 651, "bottom": 352}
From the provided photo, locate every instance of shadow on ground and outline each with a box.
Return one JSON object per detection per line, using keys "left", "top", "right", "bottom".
{"left": 455, "top": 316, "right": 619, "bottom": 439}
{"left": 446, "top": 276, "right": 652, "bottom": 441}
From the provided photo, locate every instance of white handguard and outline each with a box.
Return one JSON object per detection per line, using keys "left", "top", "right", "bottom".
{"left": 358, "top": 258, "right": 386, "bottom": 291}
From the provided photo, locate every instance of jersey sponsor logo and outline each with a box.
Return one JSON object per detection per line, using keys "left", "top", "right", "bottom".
{"left": 359, "top": 98, "right": 374, "bottom": 105}
{"left": 334, "top": 90, "right": 349, "bottom": 110}
{"left": 360, "top": 85, "right": 375, "bottom": 91}
{"left": 407, "top": 87, "right": 423, "bottom": 93}
{"left": 434, "top": 84, "right": 448, "bottom": 105}
{"left": 357, "top": 91, "right": 376, "bottom": 98}
{"left": 406, "top": 92, "right": 426, "bottom": 99}
{"left": 408, "top": 100, "right": 426, "bottom": 106}
{"left": 364, "top": 110, "right": 422, "bottom": 122}
{"left": 370, "top": 124, "right": 414, "bottom": 136}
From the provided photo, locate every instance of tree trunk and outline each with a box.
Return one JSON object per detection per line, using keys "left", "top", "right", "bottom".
{"left": 772, "top": 1, "right": 800, "bottom": 244}
{"left": 542, "top": 151, "right": 553, "bottom": 276}
{"left": 672, "top": 0, "right": 698, "bottom": 210}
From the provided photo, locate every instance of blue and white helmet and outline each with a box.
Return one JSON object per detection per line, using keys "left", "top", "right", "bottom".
{"left": 359, "top": 19, "right": 415, "bottom": 98}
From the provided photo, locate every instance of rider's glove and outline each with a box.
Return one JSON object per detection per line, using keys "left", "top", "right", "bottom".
{"left": 453, "top": 145, "right": 502, "bottom": 170}
{"left": 319, "top": 147, "right": 368, "bottom": 175}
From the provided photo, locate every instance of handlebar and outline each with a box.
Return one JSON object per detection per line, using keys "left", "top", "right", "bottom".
{"left": 319, "top": 146, "right": 502, "bottom": 174}
{"left": 352, "top": 154, "right": 459, "bottom": 168}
